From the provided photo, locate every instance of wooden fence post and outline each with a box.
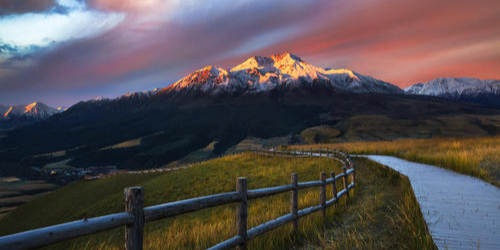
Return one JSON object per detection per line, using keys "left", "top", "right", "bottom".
{"left": 330, "top": 171, "right": 338, "bottom": 203}
{"left": 351, "top": 166, "right": 355, "bottom": 185}
{"left": 124, "top": 187, "right": 144, "bottom": 250}
{"left": 290, "top": 173, "right": 298, "bottom": 236}
{"left": 342, "top": 167, "right": 350, "bottom": 201}
{"left": 320, "top": 172, "right": 327, "bottom": 220}
{"left": 310, "top": 148, "right": 313, "bottom": 158}
{"left": 237, "top": 178, "right": 248, "bottom": 250}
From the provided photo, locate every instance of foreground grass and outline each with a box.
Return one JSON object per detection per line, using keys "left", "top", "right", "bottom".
{"left": 0, "top": 153, "right": 434, "bottom": 249}
{"left": 293, "top": 136, "right": 500, "bottom": 187}
{"left": 296, "top": 158, "right": 435, "bottom": 250}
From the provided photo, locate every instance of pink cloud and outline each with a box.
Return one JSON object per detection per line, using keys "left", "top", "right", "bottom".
{"left": 0, "top": 0, "right": 499, "bottom": 106}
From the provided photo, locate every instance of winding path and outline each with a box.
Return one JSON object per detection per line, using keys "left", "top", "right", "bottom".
{"left": 362, "top": 155, "right": 500, "bottom": 250}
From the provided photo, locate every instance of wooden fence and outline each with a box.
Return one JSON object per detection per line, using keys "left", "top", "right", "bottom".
{"left": 0, "top": 149, "right": 355, "bottom": 250}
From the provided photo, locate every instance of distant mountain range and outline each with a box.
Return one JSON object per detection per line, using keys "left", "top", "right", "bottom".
{"left": 81, "top": 53, "right": 500, "bottom": 107}
{"left": 405, "top": 78, "right": 500, "bottom": 107}
{"left": 0, "top": 102, "right": 63, "bottom": 130}
{"left": 1, "top": 53, "right": 499, "bottom": 131}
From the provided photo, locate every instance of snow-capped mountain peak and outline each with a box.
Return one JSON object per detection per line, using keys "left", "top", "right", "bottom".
{"left": 161, "top": 52, "right": 402, "bottom": 95}
{"left": 0, "top": 102, "right": 59, "bottom": 120}
{"left": 405, "top": 77, "right": 500, "bottom": 96}
{"left": 405, "top": 77, "right": 500, "bottom": 106}
{"left": 24, "top": 102, "right": 38, "bottom": 114}
{"left": 22, "top": 102, "right": 58, "bottom": 118}
{"left": 229, "top": 52, "right": 359, "bottom": 83}
{"left": 166, "top": 65, "right": 230, "bottom": 92}
{"left": 3, "top": 106, "right": 12, "bottom": 118}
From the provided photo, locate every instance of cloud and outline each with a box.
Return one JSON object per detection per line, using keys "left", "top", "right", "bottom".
{"left": 0, "top": 0, "right": 499, "bottom": 107}
{"left": 0, "top": 0, "right": 56, "bottom": 15}
{"left": 0, "top": 9, "right": 124, "bottom": 47}
{"left": 0, "top": 0, "right": 124, "bottom": 67}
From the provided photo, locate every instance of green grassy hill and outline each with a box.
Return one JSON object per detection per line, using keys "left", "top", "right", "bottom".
{"left": 0, "top": 153, "right": 434, "bottom": 250}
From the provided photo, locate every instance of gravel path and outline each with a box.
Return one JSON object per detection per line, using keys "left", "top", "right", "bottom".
{"left": 363, "top": 155, "right": 500, "bottom": 250}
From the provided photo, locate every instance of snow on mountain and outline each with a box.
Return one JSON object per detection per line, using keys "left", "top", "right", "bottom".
{"left": 405, "top": 77, "right": 500, "bottom": 106}
{"left": 405, "top": 77, "right": 500, "bottom": 97}
{"left": 1, "top": 102, "right": 59, "bottom": 120}
{"left": 161, "top": 53, "right": 403, "bottom": 95}
{"left": 118, "top": 88, "right": 160, "bottom": 100}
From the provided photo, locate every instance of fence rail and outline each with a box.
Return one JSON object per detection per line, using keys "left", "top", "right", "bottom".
{"left": 0, "top": 148, "right": 355, "bottom": 250}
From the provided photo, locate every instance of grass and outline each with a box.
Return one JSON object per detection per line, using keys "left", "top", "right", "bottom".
{"left": 42, "top": 158, "right": 75, "bottom": 170}
{"left": 293, "top": 136, "right": 500, "bottom": 187}
{"left": 163, "top": 141, "right": 217, "bottom": 168}
{"left": 295, "top": 158, "right": 435, "bottom": 250}
{"left": 100, "top": 138, "right": 142, "bottom": 150}
{"left": 0, "top": 179, "right": 58, "bottom": 219}
{"left": 304, "top": 114, "right": 500, "bottom": 142}
{"left": 32, "top": 150, "right": 67, "bottom": 158}
{"left": 0, "top": 180, "right": 57, "bottom": 194}
{"left": 225, "top": 137, "right": 266, "bottom": 154}
{"left": 100, "top": 132, "right": 165, "bottom": 150}
{"left": 300, "top": 126, "right": 341, "bottom": 144}
{"left": 0, "top": 153, "right": 435, "bottom": 250}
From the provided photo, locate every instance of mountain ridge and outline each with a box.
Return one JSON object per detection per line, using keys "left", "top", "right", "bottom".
{"left": 0, "top": 102, "right": 60, "bottom": 119}
{"left": 0, "top": 102, "right": 61, "bottom": 130}
{"left": 160, "top": 52, "right": 403, "bottom": 96}
{"left": 405, "top": 77, "right": 500, "bottom": 107}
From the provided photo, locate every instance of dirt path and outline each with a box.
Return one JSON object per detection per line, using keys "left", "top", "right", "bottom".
{"left": 363, "top": 155, "right": 500, "bottom": 250}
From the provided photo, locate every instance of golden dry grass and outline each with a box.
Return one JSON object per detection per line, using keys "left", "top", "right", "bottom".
{"left": 293, "top": 136, "right": 500, "bottom": 187}
{"left": 0, "top": 153, "right": 435, "bottom": 250}
{"left": 297, "top": 158, "right": 435, "bottom": 250}
{"left": 301, "top": 126, "right": 341, "bottom": 144}
{"left": 42, "top": 158, "right": 74, "bottom": 170}
{"left": 32, "top": 150, "right": 67, "bottom": 158}
{"left": 100, "top": 138, "right": 142, "bottom": 150}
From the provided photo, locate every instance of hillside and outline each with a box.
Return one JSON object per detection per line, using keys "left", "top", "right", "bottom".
{"left": 0, "top": 54, "right": 499, "bottom": 178}
{"left": 0, "top": 153, "right": 434, "bottom": 250}
{"left": 1, "top": 92, "right": 499, "bottom": 178}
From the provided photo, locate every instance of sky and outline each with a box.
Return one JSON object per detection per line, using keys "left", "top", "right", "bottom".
{"left": 0, "top": 0, "right": 499, "bottom": 107}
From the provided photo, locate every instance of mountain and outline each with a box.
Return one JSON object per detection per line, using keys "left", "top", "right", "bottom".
{"left": 405, "top": 78, "right": 500, "bottom": 107}
{"left": 161, "top": 53, "right": 403, "bottom": 95}
{"left": 1, "top": 53, "right": 499, "bottom": 178}
{"left": 0, "top": 102, "right": 60, "bottom": 130}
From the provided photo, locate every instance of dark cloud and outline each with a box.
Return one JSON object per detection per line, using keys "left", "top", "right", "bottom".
{"left": 0, "top": 42, "right": 18, "bottom": 54}
{"left": 0, "top": 40, "right": 44, "bottom": 68}
{"left": 0, "top": 0, "right": 56, "bottom": 15}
